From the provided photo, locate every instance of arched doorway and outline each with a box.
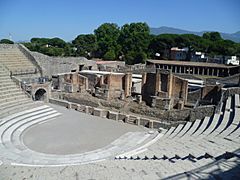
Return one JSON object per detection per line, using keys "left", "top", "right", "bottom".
{"left": 35, "top": 88, "right": 47, "bottom": 101}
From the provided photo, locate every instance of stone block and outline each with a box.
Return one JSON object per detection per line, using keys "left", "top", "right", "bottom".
{"left": 93, "top": 108, "right": 108, "bottom": 117}
{"left": 128, "top": 115, "right": 138, "bottom": 125}
{"left": 71, "top": 103, "right": 79, "bottom": 110}
{"left": 140, "top": 118, "right": 151, "bottom": 128}
{"left": 87, "top": 106, "right": 94, "bottom": 115}
{"left": 108, "top": 111, "right": 118, "bottom": 121}
{"left": 118, "top": 113, "right": 129, "bottom": 122}
{"left": 77, "top": 104, "right": 85, "bottom": 112}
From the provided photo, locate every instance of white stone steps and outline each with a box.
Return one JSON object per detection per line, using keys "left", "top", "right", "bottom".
{"left": 0, "top": 79, "right": 12, "bottom": 83}
{"left": 181, "top": 119, "right": 201, "bottom": 137}
{"left": 0, "top": 101, "right": 37, "bottom": 119}
{"left": 208, "top": 110, "right": 231, "bottom": 137}
{"left": 162, "top": 126, "right": 176, "bottom": 138}
{"left": 0, "top": 76, "right": 11, "bottom": 80}
{"left": 0, "top": 91, "right": 24, "bottom": 99}
{"left": 155, "top": 139, "right": 212, "bottom": 158}
{"left": 185, "top": 135, "right": 239, "bottom": 153}
{"left": 200, "top": 113, "right": 221, "bottom": 137}
{"left": 0, "top": 108, "right": 54, "bottom": 133}
{"left": 226, "top": 96, "right": 232, "bottom": 110}
{"left": 2, "top": 111, "right": 60, "bottom": 149}
{"left": 0, "top": 82, "right": 16, "bottom": 87}
{"left": 0, "top": 105, "right": 49, "bottom": 125}
{"left": 191, "top": 117, "right": 211, "bottom": 137}
{"left": 0, "top": 98, "right": 32, "bottom": 110}
{"left": 217, "top": 108, "right": 240, "bottom": 138}
{"left": 235, "top": 94, "right": 240, "bottom": 108}
{"left": 175, "top": 122, "right": 192, "bottom": 137}
{"left": 168, "top": 124, "right": 184, "bottom": 138}
{"left": 0, "top": 94, "right": 28, "bottom": 104}
{"left": 225, "top": 127, "right": 240, "bottom": 141}
{"left": 0, "top": 88, "right": 21, "bottom": 95}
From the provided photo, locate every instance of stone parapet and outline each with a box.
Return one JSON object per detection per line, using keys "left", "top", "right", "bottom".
{"left": 49, "top": 98, "right": 165, "bottom": 130}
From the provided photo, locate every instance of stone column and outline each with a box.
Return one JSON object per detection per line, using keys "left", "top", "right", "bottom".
{"left": 207, "top": 68, "right": 210, "bottom": 76}
{"left": 202, "top": 68, "right": 205, "bottom": 75}
{"left": 155, "top": 70, "right": 161, "bottom": 95}
{"left": 167, "top": 72, "right": 173, "bottom": 98}
{"left": 211, "top": 68, "right": 214, "bottom": 76}
{"left": 217, "top": 69, "right": 219, "bottom": 77}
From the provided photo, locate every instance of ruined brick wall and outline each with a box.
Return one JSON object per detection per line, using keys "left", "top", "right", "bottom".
{"left": 160, "top": 73, "right": 168, "bottom": 92}
{"left": 201, "top": 85, "right": 222, "bottom": 105}
{"left": 79, "top": 73, "right": 100, "bottom": 91}
{"left": 171, "top": 76, "right": 187, "bottom": 98}
{"left": 107, "top": 74, "right": 123, "bottom": 90}
{"left": 78, "top": 74, "right": 88, "bottom": 92}
{"left": 187, "top": 89, "right": 201, "bottom": 104}
{"left": 142, "top": 70, "right": 188, "bottom": 109}
{"left": 142, "top": 73, "right": 157, "bottom": 105}
{"left": 171, "top": 76, "right": 188, "bottom": 108}
{"left": 107, "top": 74, "right": 125, "bottom": 99}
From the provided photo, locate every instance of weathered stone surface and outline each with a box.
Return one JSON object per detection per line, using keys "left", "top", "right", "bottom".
{"left": 49, "top": 98, "right": 70, "bottom": 108}
{"left": 93, "top": 108, "right": 108, "bottom": 117}
{"left": 108, "top": 111, "right": 118, "bottom": 121}
{"left": 118, "top": 113, "right": 128, "bottom": 122}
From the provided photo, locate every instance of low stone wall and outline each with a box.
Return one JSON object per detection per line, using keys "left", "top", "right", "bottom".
{"left": 49, "top": 98, "right": 71, "bottom": 108}
{"left": 49, "top": 98, "right": 164, "bottom": 129}
{"left": 224, "top": 87, "right": 240, "bottom": 97}
{"left": 187, "top": 89, "right": 201, "bottom": 104}
{"left": 130, "top": 104, "right": 215, "bottom": 122}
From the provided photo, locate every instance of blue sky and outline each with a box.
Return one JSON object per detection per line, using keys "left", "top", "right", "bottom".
{"left": 0, "top": 0, "right": 240, "bottom": 42}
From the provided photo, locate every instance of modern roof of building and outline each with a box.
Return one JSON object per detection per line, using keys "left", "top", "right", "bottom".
{"left": 147, "top": 59, "right": 238, "bottom": 68}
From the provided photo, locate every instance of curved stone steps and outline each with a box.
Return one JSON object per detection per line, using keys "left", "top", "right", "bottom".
{"left": 200, "top": 113, "right": 221, "bottom": 137}
{"left": 3, "top": 131, "right": 156, "bottom": 165}
{"left": 0, "top": 105, "right": 157, "bottom": 165}
{"left": 129, "top": 95, "right": 240, "bottom": 160}
{"left": 191, "top": 117, "right": 211, "bottom": 137}
{"left": 0, "top": 100, "right": 37, "bottom": 119}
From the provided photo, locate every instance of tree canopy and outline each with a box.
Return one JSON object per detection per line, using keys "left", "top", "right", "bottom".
{"left": 22, "top": 22, "right": 240, "bottom": 64}
{"left": 0, "top": 39, "right": 14, "bottom": 44}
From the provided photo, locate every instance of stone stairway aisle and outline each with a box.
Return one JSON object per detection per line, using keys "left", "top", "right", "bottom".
{"left": 0, "top": 44, "right": 39, "bottom": 76}
{"left": 0, "top": 63, "right": 41, "bottom": 119}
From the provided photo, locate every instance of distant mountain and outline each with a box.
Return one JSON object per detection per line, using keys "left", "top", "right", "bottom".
{"left": 150, "top": 26, "right": 240, "bottom": 43}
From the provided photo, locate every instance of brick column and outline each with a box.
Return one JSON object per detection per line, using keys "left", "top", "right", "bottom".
{"left": 124, "top": 73, "right": 132, "bottom": 97}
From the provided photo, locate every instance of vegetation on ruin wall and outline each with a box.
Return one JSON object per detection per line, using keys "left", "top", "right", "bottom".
{"left": 13, "top": 22, "right": 240, "bottom": 64}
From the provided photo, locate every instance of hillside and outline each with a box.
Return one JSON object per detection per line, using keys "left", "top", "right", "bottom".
{"left": 150, "top": 26, "right": 240, "bottom": 43}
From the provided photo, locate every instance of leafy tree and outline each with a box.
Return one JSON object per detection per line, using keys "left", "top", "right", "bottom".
{"left": 31, "top": 38, "right": 50, "bottom": 46}
{"left": 72, "top": 34, "right": 97, "bottom": 58}
{"left": 21, "top": 22, "right": 240, "bottom": 63}
{"left": 203, "top": 32, "right": 222, "bottom": 41}
{"left": 119, "top": 22, "right": 150, "bottom": 64}
{"left": 48, "top": 38, "right": 66, "bottom": 48}
{"left": 94, "top": 23, "right": 120, "bottom": 58}
{"left": 103, "top": 49, "right": 116, "bottom": 60}
{"left": 0, "top": 39, "right": 14, "bottom": 44}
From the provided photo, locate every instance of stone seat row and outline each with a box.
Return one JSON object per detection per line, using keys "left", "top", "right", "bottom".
{"left": 0, "top": 105, "right": 158, "bottom": 166}
{"left": 0, "top": 62, "right": 36, "bottom": 67}
{"left": 117, "top": 95, "right": 240, "bottom": 161}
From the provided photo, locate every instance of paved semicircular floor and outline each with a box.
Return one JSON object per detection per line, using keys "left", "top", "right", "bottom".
{"left": 22, "top": 104, "right": 146, "bottom": 155}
